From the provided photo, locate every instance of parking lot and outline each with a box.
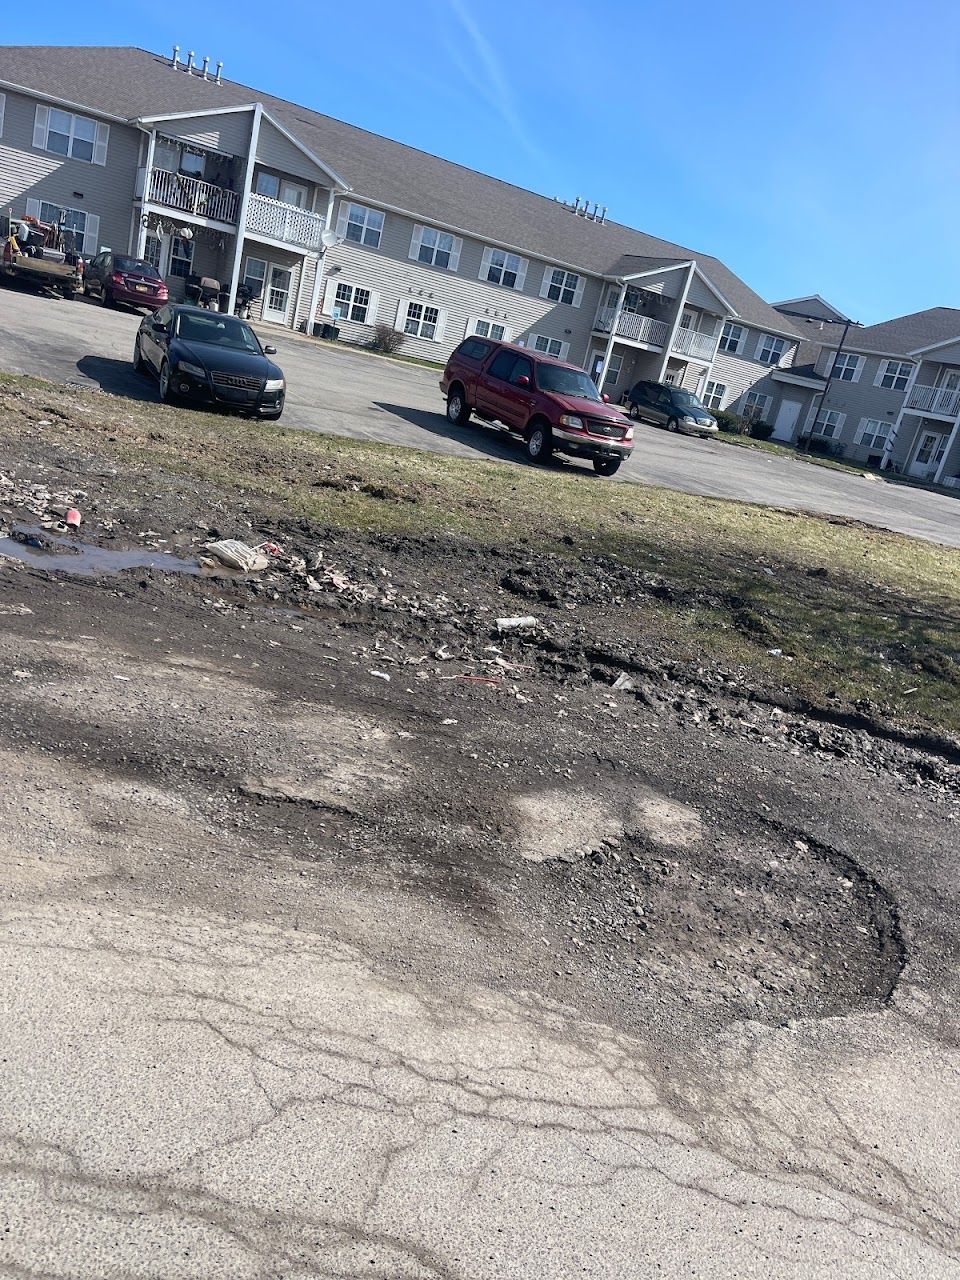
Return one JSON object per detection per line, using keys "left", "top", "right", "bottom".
{"left": 2, "top": 286, "right": 958, "bottom": 547}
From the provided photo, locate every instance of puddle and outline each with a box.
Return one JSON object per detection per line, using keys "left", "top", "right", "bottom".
{"left": 0, "top": 526, "right": 202, "bottom": 577}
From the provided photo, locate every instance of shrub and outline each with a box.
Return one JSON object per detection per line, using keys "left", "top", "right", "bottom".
{"left": 368, "top": 324, "right": 405, "bottom": 355}
{"left": 749, "top": 420, "right": 775, "bottom": 441}
{"left": 712, "top": 408, "right": 747, "bottom": 434}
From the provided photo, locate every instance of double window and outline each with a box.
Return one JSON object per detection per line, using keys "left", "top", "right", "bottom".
{"left": 876, "top": 359, "right": 913, "bottom": 391}
{"left": 256, "top": 172, "right": 308, "bottom": 208}
{"left": 400, "top": 299, "right": 444, "bottom": 341}
{"left": 409, "top": 225, "right": 462, "bottom": 272}
{"left": 333, "top": 281, "right": 374, "bottom": 323}
{"left": 338, "top": 202, "right": 384, "bottom": 249}
{"left": 540, "top": 266, "right": 583, "bottom": 307}
{"left": 703, "top": 380, "right": 726, "bottom": 410}
{"left": 480, "top": 246, "right": 528, "bottom": 291}
{"left": 467, "top": 317, "right": 509, "bottom": 341}
{"left": 756, "top": 333, "right": 787, "bottom": 366}
{"left": 719, "top": 322, "right": 744, "bottom": 354}
{"left": 33, "top": 104, "right": 108, "bottom": 165}
{"left": 855, "top": 418, "right": 890, "bottom": 450}
{"left": 742, "top": 391, "right": 771, "bottom": 424}
{"left": 529, "top": 334, "right": 569, "bottom": 360}
{"left": 830, "top": 352, "right": 863, "bottom": 382}
{"left": 26, "top": 199, "right": 99, "bottom": 255}
{"left": 811, "top": 409, "right": 845, "bottom": 439}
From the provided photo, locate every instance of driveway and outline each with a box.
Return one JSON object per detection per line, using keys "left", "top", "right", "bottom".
{"left": 2, "top": 285, "right": 958, "bottom": 547}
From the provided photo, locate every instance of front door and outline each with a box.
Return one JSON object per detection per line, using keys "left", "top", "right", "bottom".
{"left": 772, "top": 398, "right": 802, "bottom": 442}
{"left": 908, "top": 429, "right": 948, "bottom": 478}
{"left": 263, "top": 265, "right": 292, "bottom": 323}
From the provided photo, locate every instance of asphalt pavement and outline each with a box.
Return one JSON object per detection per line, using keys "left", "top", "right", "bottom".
{"left": 1, "top": 285, "right": 957, "bottom": 547}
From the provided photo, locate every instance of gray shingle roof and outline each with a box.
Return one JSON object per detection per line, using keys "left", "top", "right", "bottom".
{"left": 850, "top": 308, "right": 960, "bottom": 356}
{"left": 0, "top": 44, "right": 804, "bottom": 338}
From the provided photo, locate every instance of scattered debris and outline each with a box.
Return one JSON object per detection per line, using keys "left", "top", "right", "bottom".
{"left": 204, "top": 540, "right": 270, "bottom": 573}
{"left": 12, "top": 669, "right": 31, "bottom": 679}
{"left": 497, "top": 615, "right": 538, "bottom": 634}
{"left": 612, "top": 673, "right": 636, "bottom": 692}
{"left": 369, "top": 670, "right": 391, "bottom": 681}
{"left": 65, "top": 508, "right": 81, "bottom": 528}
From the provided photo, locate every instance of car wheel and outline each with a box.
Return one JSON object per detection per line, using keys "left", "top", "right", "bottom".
{"left": 446, "top": 385, "right": 471, "bottom": 426}
{"left": 100, "top": 286, "right": 113, "bottom": 308}
{"left": 526, "top": 420, "right": 553, "bottom": 464}
{"left": 61, "top": 289, "right": 75, "bottom": 301}
{"left": 667, "top": 417, "right": 679, "bottom": 432}
{"left": 593, "top": 458, "right": 621, "bottom": 477}
{"left": 628, "top": 403, "right": 639, "bottom": 420}
{"left": 158, "top": 360, "right": 176, "bottom": 404}
{"left": 133, "top": 335, "right": 147, "bottom": 374}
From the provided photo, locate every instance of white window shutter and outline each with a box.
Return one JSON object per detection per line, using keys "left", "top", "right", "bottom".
{"left": 754, "top": 335, "right": 766, "bottom": 360}
{"left": 572, "top": 276, "right": 585, "bottom": 308}
{"left": 854, "top": 418, "right": 867, "bottom": 445}
{"left": 82, "top": 213, "right": 100, "bottom": 256}
{"left": 448, "top": 237, "right": 462, "bottom": 273}
{"left": 33, "top": 103, "right": 49, "bottom": 150}
{"left": 478, "top": 247, "right": 492, "bottom": 281}
{"left": 823, "top": 351, "right": 836, "bottom": 377}
{"left": 873, "top": 362, "right": 886, "bottom": 387}
{"left": 559, "top": 340, "right": 570, "bottom": 361}
{"left": 93, "top": 122, "right": 109, "bottom": 166}
{"left": 539, "top": 266, "right": 552, "bottom": 300}
{"left": 408, "top": 225, "right": 423, "bottom": 262}
{"left": 851, "top": 356, "right": 863, "bottom": 383}
{"left": 434, "top": 310, "right": 447, "bottom": 344}
{"left": 335, "top": 205, "right": 349, "bottom": 239}
{"left": 25, "top": 198, "right": 41, "bottom": 219}
{"left": 0, "top": 94, "right": 6, "bottom": 138}
{"left": 395, "top": 298, "right": 407, "bottom": 328}
{"left": 322, "top": 278, "right": 338, "bottom": 315}
{"left": 366, "top": 290, "right": 380, "bottom": 326}
{"left": 515, "top": 258, "right": 528, "bottom": 292}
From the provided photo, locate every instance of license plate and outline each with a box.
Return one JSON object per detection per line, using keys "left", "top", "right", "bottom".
{"left": 135, "top": 284, "right": 149, "bottom": 293}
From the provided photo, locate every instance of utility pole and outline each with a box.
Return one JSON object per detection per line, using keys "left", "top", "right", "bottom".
{"left": 796, "top": 315, "right": 858, "bottom": 453}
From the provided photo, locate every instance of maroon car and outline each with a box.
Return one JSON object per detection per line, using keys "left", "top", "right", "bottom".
{"left": 439, "top": 338, "right": 634, "bottom": 475}
{"left": 84, "top": 251, "right": 169, "bottom": 311}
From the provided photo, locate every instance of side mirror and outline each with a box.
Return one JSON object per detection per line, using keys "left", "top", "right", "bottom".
{"left": 264, "top": 345, "right": 277, "bottom": 355}
{"left": 601, "top": 392, "right": 610, "bottom": 403}
{"left": 515, "top": 374, "right": 530, "bottom": 388}
{"left": 152, "top": 322, "right": 168, "bottom": 333}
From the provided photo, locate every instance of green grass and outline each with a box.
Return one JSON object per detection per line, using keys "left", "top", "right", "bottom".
{"left": 715, "top": 429, "right": 876, "bottom": 477}
{"left": 2, "top": 374, "right": 958, "bottom": 736}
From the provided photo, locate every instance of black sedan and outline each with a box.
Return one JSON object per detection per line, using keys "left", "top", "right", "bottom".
{"left": 134, "top": 304, "right": 286, "bottom": 419}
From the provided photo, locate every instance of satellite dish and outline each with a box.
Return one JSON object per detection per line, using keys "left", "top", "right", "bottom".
{"left": 179, "top": 226, "right": 194, "bottom": 240}
{"left": 320, "top": 229, "right": 340, "bottom": 250}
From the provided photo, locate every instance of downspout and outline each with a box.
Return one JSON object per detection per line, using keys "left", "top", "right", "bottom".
{"left": 657, "top": 261, "right": 696, "bottom": 381}
{"left": 306, "top": 187, "right": 338, "bottom": 334}
{"left": 226, "top": 104, "right": 263, "bottom": 316}
{"left": 595, "top": 281, "right": 626, "bottom": 392}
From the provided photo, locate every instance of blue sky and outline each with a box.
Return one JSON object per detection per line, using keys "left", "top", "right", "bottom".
{"left": 15, "top": 0, "right": 960, "bottom": 323}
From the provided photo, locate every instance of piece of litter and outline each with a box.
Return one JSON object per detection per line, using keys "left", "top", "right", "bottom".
{"left": 441, "top": 718, "right": 458, "bottom": 725}
{"left": 113, "top": 675, "right": 131, "bottom": 681}
{"left": 497, "top": 615, "right": 538, "bottom": 633}
{"left": 612, "top": 672, "right": 636, "bottom": 691}
{"left": 0, "top": 603, "right": 32, "bottom": 616}
{"left": 369, "top": 670, "right": 391, "bottom": 681}
{"left": 65, "top": 508, "right": 81, "bottom": 528}
{"left": 435, "top": 645, "right": 452, "bottom": 660}
{"left": 12, "top": 670, "right": 31, "bottom": 679}
{"left": 205, "top": 539, "right": 270, "bottom": 573}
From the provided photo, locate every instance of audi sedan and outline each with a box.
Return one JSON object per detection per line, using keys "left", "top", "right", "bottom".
{"left": 134, "top": 304, "right": 285, "bottom": 419}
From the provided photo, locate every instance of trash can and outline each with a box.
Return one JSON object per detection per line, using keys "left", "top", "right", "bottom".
{"left": 218, "top": 290, "right": 230, "bottom": 313}
{"left": 312, "top": 321, "right": 325, "bottom": 338}
{"left": 322, "top": 323, "right": 340, "bottom": 341}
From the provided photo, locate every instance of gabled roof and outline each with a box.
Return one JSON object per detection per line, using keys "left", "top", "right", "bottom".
{"left": 851, "top": 308, "right": 960, "bottom": 357}
{"left": 0, "top": 45, "right": 804, "bottom": 339}
{"left": 773, "top": 294, "right": 851, "bottom": 323}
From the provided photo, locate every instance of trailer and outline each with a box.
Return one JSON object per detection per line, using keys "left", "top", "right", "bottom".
{"left": 1, "top": 211, "right": 84, "bottom": 299}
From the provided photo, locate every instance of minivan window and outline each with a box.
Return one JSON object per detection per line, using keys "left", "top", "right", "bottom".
{"left": 670, "top": 388, "right": 706, "bottom": 410}
{"left": 538, "top": 364, "right": 602, "bottom": 400}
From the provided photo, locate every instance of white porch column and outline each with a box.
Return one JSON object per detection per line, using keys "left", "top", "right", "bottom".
{"left": 305, "top": 187, "right": 339, "bottom": 335}
{"left": 657, "top": 260, "right": 696, "bottom": 381}
{"left": 595, "top": 281, "right": 626, "bottom": 391}
{"left": 226, "top": 105, "right": 263, "bottom": 316}
{"left": 134, "top": 129, "right": 157, "bottom": 257}
{"left": 934, "top": 417, "right": 960, "bottom": 484}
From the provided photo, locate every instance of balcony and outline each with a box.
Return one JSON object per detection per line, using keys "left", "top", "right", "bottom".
{"left": 672, "top": 326, "right": 717, "bottom": 361}
{"left": 245, "top": 192, "right": 326, "bottom": 251}
{"left": 142, "top": 167, "right": 240, "bottom": 224}
{"left": 905, "top": 383, "right": 960, "bottom": 418}
{"left": 595, "top": 307, "right": 670, "bottom": 347}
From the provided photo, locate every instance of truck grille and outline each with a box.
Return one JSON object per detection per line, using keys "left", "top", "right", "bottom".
{"left": 212, "top": 372, "right": 262, "bottom": 391}
{"left": 588, "top": 420, "right": 627, "bottom": 440}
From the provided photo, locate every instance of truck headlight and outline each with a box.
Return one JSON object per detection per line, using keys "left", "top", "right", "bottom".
{"left": 559, "top": 414, "right": 584, "bottom": 429}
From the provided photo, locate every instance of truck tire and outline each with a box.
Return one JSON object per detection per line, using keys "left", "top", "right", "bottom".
{"left": 446, "top": 384, "right": 471, "bottom": 425}
{"left": 593, "top": 457, "right": 621, "bottom": 477}
{"left": 525, "top": 419, "right": 553, "bottom": 464}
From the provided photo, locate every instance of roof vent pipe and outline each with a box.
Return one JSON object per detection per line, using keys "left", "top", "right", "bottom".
{"left": 171, "top": 45, "right": 180, "bottom": 69}
{"left": 215, "top": 61, "right": 223, "bottom": 85}
{"left": 201, "top": 55, "right": 210, "bottom": 80}
{"left": 573, "top": 196, "right": 581, "bottom": 213}
{"left": 185, "top": 50, "right": 196, "bottom": 74}
{"left": 600, "top": 206, "right": 607, "bottom": 224}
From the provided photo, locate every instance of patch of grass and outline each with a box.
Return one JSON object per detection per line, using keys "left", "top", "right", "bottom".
{"left": 716, "top": 430, "right": 875, "bottom": 477}
{"left": 2, "top": 374, "right": 958, "bottom": 735}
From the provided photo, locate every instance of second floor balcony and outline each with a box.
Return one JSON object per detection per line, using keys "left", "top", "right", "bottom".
{"left": 595, "top": 307, "right": 670, "bottom": 348}
{"left": 245, "top": 193, "right": 326, "bottom": 251}
{"left": 672, "top": 326, "right": 718, "bottom": 361}
{"left": 141, "top": 166, "right": 240, "bottom": 225}
{"left": 905, "top": 383, "right": 960, "bottom": 418}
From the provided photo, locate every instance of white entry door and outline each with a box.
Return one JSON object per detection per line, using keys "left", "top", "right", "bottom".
{"left": 908, "top": 430, "right": 947, "bottom": 477}
{"left": 772, "top": 398, "right": 802, "bottom": 442}
{"left": 263, "top": 264, "right": 293, "bottom": 323}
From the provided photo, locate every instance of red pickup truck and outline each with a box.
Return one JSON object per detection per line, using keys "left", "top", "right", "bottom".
{"left": 439, "top": 338, "right": 634, "bottom": 476}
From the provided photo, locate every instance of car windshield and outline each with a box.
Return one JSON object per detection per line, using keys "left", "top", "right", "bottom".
{"left": 536, "top": 364, "right": 602, "bottom": 401}
{"left": 115, "top": 256, "right": 161, "bottom": 278}
{"left": 175, "top": 312, "right": 262, "bottom": 352}
{"left": 671, "top": 388, "right": 707, "bottom": 411}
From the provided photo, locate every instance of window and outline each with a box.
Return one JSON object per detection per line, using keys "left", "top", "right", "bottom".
{"left": 338, "top": 202, "right": 384, "bottom": 248}
{"left": 459, "top": 338, "right": 493, "bottom": 361}
{"left": 0, "top": 94, "right": 5, "bottom": 138}
{"left": 719, "top": 322, "right": 744, "bottom": 354}
{"left": 855, "top": 418, "right": 890, "bottom": 450}
{"left": 33, "top": 104, "right": 108, "bottom": 165}
{"left": 742, "top": 391, "right": 771, "bottom": 424}
{"left": 401, "top": 299, "right": 444, "bottom": 341}
{"left": 257, "top": 172, "right": 308, "bottom": 207}
{"left": 811, "top": 409, "right": 845, "bottom": 439}
{"left": 604, "top": 353, "right": 623, "bottom": 386}
{"left": 256, "top": 172, "right": 280, "bottom": 199}
{"left": 530, "top": 334, "right": 570, "bottom": 361}
{"left": 36, "top": 201, "right": 89, "bottom": 253}
{"left": 334, "top": 281, "right": 373, "bottom": 323}
{"left": 242, "top": 257, "right": 267, "bottom": 299}
{"left": 480, "top": 247, "right": 528, "bottom": 291}
{"left": 540, "top": 266, "right": 583, "bottom": 307}
{"left": 876, "top": 359, "right": 913, "bottom": 391}
{"left": 409, "top": 225, "right": 462, "bottom": 272}
{"left": 756, "top": 333, "right": 787, "bottom": 366}
{"left": 169, "top": 235, "right": 194, "bottom": 279}
{"left": 830, "top": 352, "right": 863, "bottom": 382}
{"left": 488, "top": 349, "right": 521, "bottom": 381}
{"left": 468, "top": 317, "right": 508, "bottom": 341}
{"left": 143, "top": 235, "right": 162, "bottom": 272}
{"left": 703, "top": 380, "right": 726, "bottom": 410}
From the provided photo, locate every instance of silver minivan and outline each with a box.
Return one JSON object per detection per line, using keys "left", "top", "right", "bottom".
{"left": 625, "top": 380, "right": 718, "bottom": 437}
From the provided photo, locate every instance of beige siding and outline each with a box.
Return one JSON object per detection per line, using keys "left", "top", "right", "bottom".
{"left": 685, "top": 274, "right": 724, "bottom": 313}
{"left": 918, "top": 343, "right": 960, "bottom": 367}
{"left": 295, "top": 255, "right": 318, "bottom": 329}
{"left": 0, "top": 88, "right": 140, "bottom": 254}
{"left": 239, "top": 243, "right": 305, "bottom": 327}
{"left": 256, "top": 119, "right": 324, "bottom": 185}
{"left": 155, "top": 110, "right": 253, "bottom": 156}
{"left": 320, "top": 201, "right": 604, "bottom": 363}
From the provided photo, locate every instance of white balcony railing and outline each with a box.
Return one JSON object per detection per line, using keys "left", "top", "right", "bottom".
{"left": 145, "top": 168, "right": 240, "bottom": 224}
{"left": 672, "top": 326, "right": 718, "bottom": 361}
{"left": 594, "top": 307, "right": 670, "bottom": 347}
{"left": 905, "top": 383, "right": 960, "bottom": 417}
{"left": 246, "top": 192, "right": 326, "bottom": 250}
